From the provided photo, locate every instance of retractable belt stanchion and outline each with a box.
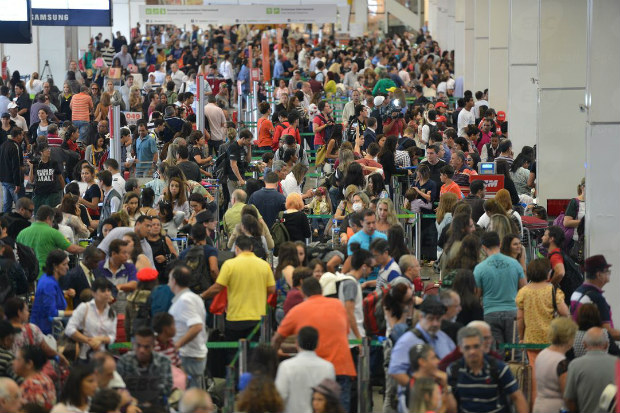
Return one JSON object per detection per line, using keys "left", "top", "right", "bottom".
{"left": 108, "top": 105, "right": 121, "bottom": 162}
{"left": 196, "top": 75, "right": 206, "bottom": 133}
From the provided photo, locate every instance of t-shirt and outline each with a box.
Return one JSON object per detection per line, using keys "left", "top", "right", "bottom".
{"left": 474, "top": 253, "right": 525, "bottom": 315}
{"left": 17, "top": 222, "right": 71, "bottom": 278}
{"left": 548, "top": 248, "right": 564, "bottom": 270}
{"left": 440, "top": 180, "right": 464, "bottom": 199}
{"left": 420, "top": 159, "right": 446, "bottom": 187}
{"left": 564, "top": 198, "right": 585, "bottom": 241}
{"left": 347, "top": 230, "right": 388, "bottom": 256}
{"left": 515, "top": 283, "right": 565, "bottom": 343}
{"left": 564, "top": 350, "right": 618, "bottom": 413}
{"left": 216, "top": 251, "right": 275, "bottom": 321}
{"left": 83, "top": 183, "right": 102, "bottom": 218}
{"left": 257, "top": 117, "right": 274, "bottom": 148}
{"left": 177, "top": 160, "right": 201, "bottom": 183}
{"left": 226, "top": 141, "right": 248, "bottom": 181}
{"left": 33, "top": 159, "right": 62, "bottom": 195}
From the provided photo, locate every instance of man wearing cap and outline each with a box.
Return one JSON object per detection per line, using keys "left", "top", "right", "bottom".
{"left": 0, "top": 319, "right": 21, "bottom": 382}
{"left": 7, "top": 102, "right": 27, "bottom": 132}
{"left": 388, "top": 297, "right": 455, "bottom": 405}
{"left": 571, "top": 255, "right": 620, "bottom": 340}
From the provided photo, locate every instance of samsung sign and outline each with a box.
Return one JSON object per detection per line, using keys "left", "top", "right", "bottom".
{"left": 31, "top": 0, "right": 112, "bottom": 26}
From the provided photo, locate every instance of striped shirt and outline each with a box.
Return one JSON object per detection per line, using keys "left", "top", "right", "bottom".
{"left": 101, "top": 46, "right": 116, "bottom": 67}
{"left": 70, "top": 92, "right": 93, "bottom": 122}
{"left": 154, "top": 338, "right": 181, "bottom": 367}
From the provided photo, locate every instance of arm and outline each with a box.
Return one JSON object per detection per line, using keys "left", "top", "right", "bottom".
{"left": 516, "top": 308, "right": 525, "bottom": 341}
{"left": 345, "top": 300, "right": 362, "bottom": 339}
{"left": 414, "top": 186, "right": 432, "bottom": 201}
{"left": 601, "top": 323, "right": 620, "bottom": 341}
{"left": 66, "top": 244, "right": 85, "bottom": 254}
{"left": 202, "top": 282, "right": 225, "bottom": 300}
{"left": 165, "top": 236, "right": 178, "bottom": 258}
{"left": 117, "top": 280, "right": 137, "bottom": 292}
{"left": 549, "top": 262, "right": 565, "bottom": 285}
{"left": 325, "top": 139, "right": 337, "bottom": 159}
{"left": 208, "top": 256, "right": 219, "bottom": 281}
{"left": 174, "top": 323, "right": 203, "bottom": 350}
{"left": 509, "top": 390, "right": 529, "bottom": 413}
{"left": 271, "top": 331, "right": 286, "bottom": 350}
{"left": 230, "top": 160, "right": 245, "bottom": 184}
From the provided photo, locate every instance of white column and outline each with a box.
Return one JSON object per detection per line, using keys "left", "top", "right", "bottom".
{"left": 454, "top": 0, "right": 465, "bottom": 79}
{"left": 129, "top": 0, "right": 145, "bottom": 32}
{"left": 464, "top": 0, "right": 474, "bottom": 91}
{"left": 354, "top": 0, "right": 368, "bottom": 33}
{"left": 488, "top": 0, "right": 508, "bottom": 111}
{"left": 536, "top": 0, "right": 587, "bottom": 207}
{"left": 473, "top": 0, "right": 489, "bottom": 92}
{"left": 508, "top": 0, "right": 538, "bottom": 155}
{"left": 445, "top": 0, "right": 456, "bottom": 52}
{"left": 3, "top": 28, "right": 39, "bottom": 75}
{"left": 585, "top": 0, "right": 620, "bottom": 320}
{"left": 113, "top": 0, "right": 131, "bottom": 39}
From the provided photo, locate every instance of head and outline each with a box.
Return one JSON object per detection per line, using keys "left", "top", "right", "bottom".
{"left": 59, "top": 363, "right": 98, "bottom": 407}
{"left": 541, "top": 226, "right": 564, "bottom": 250}
{"left": 360, "top": 209, "right": 377, "bottom": 236}
{"left": 89, "top": 389, "right": 122, "bottom": 413}
{"left": 466, "top": 321, "right": 494, "bottom": 353}
{"left": 480, "top": 231, "right": 501, "bottom": 255}
{"left": 92, "top": 277, "right": 113, "bottom": 307}
{"left": 13, "top": 345, "right": 47, "bottom": 377}
{"left": 133, "top": 215, "right": 153, "bottom": 239}
{"left": 0, "top": 378, "right": 21, "bottom": 413}
{"left": 584, "top": 255, "right": 612, "bottom": 287}
{"left": 44, "top": 249, "right": 69, "bottom": 278}
{"left": 16, "top": 198, "right": 34, "bottom": 220}
{"left": 399, "top": 254, "right": 421, "bottom": 282}
{"left": 584, "top": 327, "right": 609, "bottom": 351}
{"left": 408, "top": 377, "right": 441, "bottom": 413}
{"left": 458, "top": 326, "right": 484, "bottom": 368}
{"left": 548, "top": 317, "right": 578, "bottom": 347}
{"left": 500, "top": 234, "right": 523, "bottom": 259}
{"left": 168, "top": 264, "right": 193, "bottom": 294}
{"left": 469, "top": 179, "right": 486, "bottom": 198}
{"left": 133, "top": 327, "right": 155, "bottom": 366}
{"left": 285, "top": 192, "right": 304, "bottom": 211}
{"left": 439, "top": 289, "right": 461, "bottom": 322}
{"left": 418, "top": 298, "right": 447, "bottom": 335}
{"left": 178, "top": 388, "right": 214, "bottom": 413}
{"left": 311, "top": 379, "right": 343, "bottom": 413}
{"left": 108, "top": 239, "right": 130, "bottom": 267}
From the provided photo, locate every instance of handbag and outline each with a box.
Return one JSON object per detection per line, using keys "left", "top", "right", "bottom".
{"left": 315, "top": 144, "right": 328, "bottom": 166}
{"left": 551, "top": 285, "right": 559, "bottom": 318}
{"left": 209, "top": 288, "right": 227, "bottom": 315}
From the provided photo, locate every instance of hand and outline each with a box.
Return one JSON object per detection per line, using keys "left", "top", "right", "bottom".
{"left": 88, "top": 337, "right": 102, "bottom": 350}
{"left": 155, "top": 255, "right": 166, "bottom": 264}
{"left": 434, "top": 370, "right": 448, "bottom": 387}
{"left": 65, "top": 289, "right": 76, "bottom": 298}
{"left": 239, "top": 179, "right": 246, "bottom": 186}
{"left": 14, "top": 186, "right": 20, "bottom": 194}
{"left": 304, "top": 189, "right": 314, "bottom": 198}
{"left": 59, "top": 354, "right": 70, "bottom": 367}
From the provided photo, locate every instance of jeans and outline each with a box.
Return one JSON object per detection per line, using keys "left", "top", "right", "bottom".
{"left": 73, "top": 120, "right": 90, "bottom": 143}
{"left": 336, "top": 375, "right": 353, "bottom": 413}
{"left": 208, "top": 140, "right": 224, "bottom": 156}
{"left": 181, "top": 356, "right": 207, "bottom": 390}
{"left": 484, "top": 310, "right": 518, "bottom": 353}
{"left": 33, "top": 192, "right": 62, "bottom": 214}
{"left": 1, "top": 182, "right": 19, "bottom": 213}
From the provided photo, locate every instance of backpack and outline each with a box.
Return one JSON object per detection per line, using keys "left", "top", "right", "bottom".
{"left": 549, "top": 249, "right": 584, "bottom": 305}
{"left": 428, "top": 122, "right": 439, "bottom": 136}
{"left": 270, "top": 211, "right": 290, "bottom": 257}
{"left": 182, "top": 245, "right": 212, "bottom": 295}
{"left": 363, "top": 285, "right": 391, "bottom": 336}
{"left": 214, "top": 141, "right": 233, "bottom": 181}
{"left": 124, "top": 289, "right": 152, "bottom": 339}
{"left": 0, "top": 260, "right": 16, "bottom": 306}
{"left": 447, "top": 356, "right": 508, "bottom": 411}
{"left": 552, "top": 198, "right": 579, "bottom": 250}
{"left": 16, "top": 242, "right": 39, "bottom": 283}
{"left": 319, "top": 272, "right": 357, "bottom": 298}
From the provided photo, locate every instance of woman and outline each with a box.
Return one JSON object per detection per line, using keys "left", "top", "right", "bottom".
{"left": 282, "top": 193, "right": 312, "bottom": 243}
{"left": 189, "top": 130, "right": 211, "bottom": 168}
{"left": 365, "top": 173, "right": 389, "bottom": 202}
{"left": 440, "top": 213, "right": 475, "bottom": 275}
{"left": 376, "top": 198, "right": 399, "bottom": 235}
{"left": 121, "top": 192, "right": 142, "bottom": 227}
{"left": 445, "top": 234, "right": 481, "bottom": 273}
{"left": 275, "top": 242, "right": 300, "bottom": 288}
{"left": 105, "top": 80, "right": 124, "bottom": 110}
{"left": 139, "top": 187, "right": 158, "bottom": 215}
{"left": 79, "top": 163, "right": 102, "bottom": 220}
{"left": 295, "top": 241, "right": 308, "bottom": 266}
{"left": 144, "top": 45, "right": 157, "bottom": 66}
{"left": 94, "top": 91, "right": 111, "bottom": 122}
{"left": 147, "top": 216, "right": 178, "bottom": 276}
{"left": 158, "top": 201, "right": 183, "bottom": 239}
{"left": 281, "top": 163, "right": 309, "bottom": 198}
{"left": 28, "top": 108, "right": 52, "bottom": 143}
{"left": 435, "top": 192, "right": 458, "bottom": 254}
{"left": 409, "top": 377, "right": 446, "bottom": 413}
{"left": 490, "top": 214, "right": 518, "bottom": 243}
{"left": 342, "top": 163, "right": 366, "bottom": 195}
{"left": 129, "top": 85, "right": 143, "bottom": 112}
{"left": 59, "top": 82, "right": 73, "bottom": 120}
{"left": 51, "top": 363, "right": 98, "bottom": 413}
{"left": 13, "top": 345, "right": 56, "bottom": 410}
{"left": 501, "top": 234, "right": 527, "bottom": 273}
{"left": 311, "top": 378, "right": 346, "bottom": 413}
{"left": 84, "top": 135, "right": 108, "bottom": 172}
{"left": 89, "top": 389, "right": 122, "bottom": 413}
{"left": 466, "top": 152, "right": 481, "bottom": 173}
{"left": 510, "top": 153, "right": 532, "bottom": 196}
{"left": 413, "top": 164, "right": 438, "bottom": 206}
{"left": 334, "top": 184, "right": 358, "bottom": 221}
{"left": 378, "top": 135, "right": 405, "bottom": 186}
{"left": 30, "top": 250, "right": 72, "bottom": 335}
{"left": 495, "top": 188, "right": 523, "bottom": 235}
{"left": 275, "top": 78, "right": 289, "bottom": 101}
{"left": 517, "top": 258, "right": 569, "bottom": 402}
{"left": 387, "top": 225, "right": 410, "bottom": 263}
{"left": 59, "top": 194, "right": 90, "bottom": 243}
{"left": 229, "top": 214, "right": 269, "bottom": 260}
{"left": 323, "top": 71, "right": 337, "bottom": 98}
{"left": 161, "top": 176, "right": 190, "bottom": 218}
{"left": 532, "top": 317, "right": 578, "bottom": 413}
{"left": 64, "top": 277, "right": 116, "bottom": 362}
{"left": 123, "top": 232, "right": 153, "bottom": 270}
{"left": 236, "top": 374, "right": 284, "bottom": 413}
{"left": 61, "top": 125, "right": 81, "bottom": 156}
{"left": 476, "top": 198, "right": 509, "bottom": 229}
{"left": 452, "top": 270, "right": 483, "bottom": 325}
{"left": 570, "top": 303, "right": 620, "bottom": 358}
{"left": 563, "top": 177, "right": 585, "bottom": 251}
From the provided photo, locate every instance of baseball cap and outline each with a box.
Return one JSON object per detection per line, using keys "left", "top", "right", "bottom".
{"left": 435, "top": 102, "right": 447, "bottom": 108}
{"left": 195, "top": 210, "right": 215, "bottom": 224}
{"left": 137, "top": 267, "right": 158, "bottom": 282}
{"left": 373, "top": 96, "right": 385, "bottom": 106}
{"left": 1, "top": 113, "right": 9, "bottom": 119}
{"left": 436, "top": 115, "right": 447, "bottom": 123}
{"left": 585, "top": 255, "right": 612, "bottom": 273}
{"left": 0, "top": 320, "right": 20, "bottom": 339}
{"left": 312, "top": 378, "right": 341, "bottom": 401}
{"left": 496, "top": 111, "right": 506, "bottom": 122}
{"left": 386, "top": 87, "right": 397, "bottom": 93}
{"left": 416, "top": 296, "right": 447, "bottom": 316}
{"left": 7, "top": 102, "right": 17, "bottom": 110}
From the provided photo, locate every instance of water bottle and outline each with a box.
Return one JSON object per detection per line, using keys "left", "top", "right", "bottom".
{"left": 332, "top": 219, "right": 340, "bottom": 245}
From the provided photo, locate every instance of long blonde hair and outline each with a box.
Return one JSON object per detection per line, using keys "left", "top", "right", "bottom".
{"left": 377, "top": 198, "right": 399, "bottom": 226}
{"left": 436, "top": 192, "right": 458, "bottom": 223}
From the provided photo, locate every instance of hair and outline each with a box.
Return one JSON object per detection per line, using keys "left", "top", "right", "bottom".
{"left": 577, "top": 303, "right": 602, "bottom": 330}
{"left": 451, "top": 269, "right": 478, "bottom": 313}
{"left": 301, "top": 277, "right": 322, "bottom": 297}
{"left": 170, "top": 265, "right": 192, "bottom": 288}
{"left": 292, "top": 266, "right": 313, "bottom": 288}
{"left": 494, "top": 189, "right": 513, "bottom": 213}
{"left": 241, "top": 214, "right": 262, "bottom": 238}
{"left": 20, "top": 345, "right": 48, "bottom": 371}
{"left": 44, "top": 249, "right": 67, "bottom": 275}
{"left": 469, "top": 179, "right": 485, "bottom": 196}
{"left": 382, "top": 282, "right": 411, "bottom": 320}
{"left": 36, "top": 205, "right": 56, "bottom": 222}
{"left": 457, "top": 325, "right": 483, "bottom": 346}
{"left": 490, "top": 214, "right": 517, "bottom": 240}
{"left": 500, "top": 234, "right": 522, "bottom": 261}
{"left": 90, "top": 388, "right": 122, "bottom": 413}
{"left": 445, "top": 213, "right": 472, "bottom": 251}
{"left": 108, "top": 239, "right": 128, "bottom": 256}
{"left": 58, "top": 362, "right": 96, "bottom": 408}
{"left": 275, "top": 242, "right": 300, "bottom": 279}
{"left": 440, "top": 164, "right": 455, "bottom": 179}
{"left": 408, "top": 377, "right": 438, "bottom": 413}
{"left": 350, "top": 245, "right": 374, "bottom": 271}
{"left": 376, "top": 198, "right": 399, "bottom": 226}
{"left": 446, "top": 234, "right": 481, "bottom": 271}
{"left": 526, "top": 257, "right": 551, "bottom": 283}
{"left": 153, "top": 312, "right": 175, "bottom": 334}
{"left": 546, "top": 226, "right": 565, "bottom": 249}
{"left": 436, "top": 192, "right": 458, "bottom": 224}
{"left": 409, "top": 343, "right": 434, "bottom": 371}
{"left": 285, "top": 192, "right": 304, "bottom": 211}
{"left": 547, "top": 317, "right": 578, "bottom": 346}
{"left": 235, "top": 374, "right": 284, "bottom": 413}
{"left": 388, "top": 225, "right": 410, "bottom": 262}
{"left": 584, "top": 327, "right": 609, "bottom": 348}
{"left": 297, "top": 326, "right": 319, "bottom": 351}
{"left": 480, "top": 231, "right": 501, "bottom": 248}
{"left": 164, "top": 176, "right": 187, "bottom": 205}
{"left": 59, "top": 193, "right": 80, "bottom": 216}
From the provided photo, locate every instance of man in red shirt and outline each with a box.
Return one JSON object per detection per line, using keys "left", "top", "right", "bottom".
{"left": 542, "top": 226, "right": 566, "bottom": 284}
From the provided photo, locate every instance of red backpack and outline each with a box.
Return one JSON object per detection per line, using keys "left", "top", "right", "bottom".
{"left": 363, "top": 285, "right": 391, "bottom": 336}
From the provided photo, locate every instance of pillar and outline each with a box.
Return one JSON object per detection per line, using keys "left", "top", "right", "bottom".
{"left": 507, "top": 0, "right": 538, "bottom": 155}
{"left": 354, "top": 0, "right": 368, "bottom": 34}
{"left": 536, "top": 0, "right": 587, "bottom": 207}
{"left": 464, "top": 0, "right": 474, "bottom": 91}
{"left": 473, "top": 0, "right": 488, "bottom": 92}
{"left": 454, "top": 0, "right": 465, "bottom": 79}
{"left": 445, "top": 0, "right": 455, "bottom": 52}
{"left": 585, "top": 0, "right": 620, "bottom": 320}
{"left": 488, "top": 0, "right": 508, "bottom": 111}
{"left": 112, "top": 0, "right": 131, "bottom": 39}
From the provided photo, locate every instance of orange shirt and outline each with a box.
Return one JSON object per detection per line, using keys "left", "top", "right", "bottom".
{"left": 278, "top": 295, "right": 356, "bottom": 377}
{"left": 70, "top": 92, "right": 93, "bottom": 122}
{"left": 257, "top": 117, "right": 274, "bottom": 148}
{"left": 440, "top": 180, "right": 464, "bottom": 199}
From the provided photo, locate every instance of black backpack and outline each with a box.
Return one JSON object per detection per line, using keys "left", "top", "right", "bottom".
{"left": 182, "top": 245, "right": 212, "bottom": 295}
{"left": 270, "top": 211, "right": 290, "bottom": 257}
{"left": 549, "top": 250, "right": 584, "bottom": 305}
{"left": 15, "top": 242, "right": 38, "bottom": 283}
{"left": 214, "top": 141, "right": 233, "bottom": 181}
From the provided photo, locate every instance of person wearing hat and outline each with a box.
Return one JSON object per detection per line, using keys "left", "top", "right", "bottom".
{"left": 311, "top": 378, "right": 346, "bottom": 413}
{"left": 7, "top": 101, "right": 27, "bottom": 132}
{"left": 571, "top": 255, "right": 620, "bottom": 340}
{"left": 124, "top": 267, "right": 159, "bottom": 339}
{"left": 0, "top": 319, "right": 21, "bottom": 382}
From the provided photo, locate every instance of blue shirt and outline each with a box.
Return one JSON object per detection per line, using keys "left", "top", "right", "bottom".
{"left": 151, "top": 285, "right": 174, "bottom": 317}
{"left": 248, "top": 188, "right": 286, "bottom": 228}
{"left": 136, "top": 134, "right": 158, "bottom": 163}
{"left": 273, "top": 60, "right": 284, "bottom": 80}
{"left": 238, "top": 65, "right": 250, "bottom": 94}
{"left": 94, "top": 260, "right": 138, "bottom": 296}
{"left": 30, "top": 274, "right": 67, "bottom": 335}
{"left": 474, "top": 253, "right": 524, "bottom": 315}
{"left": 347, "top": 230, "right": 387, "bottom": 255}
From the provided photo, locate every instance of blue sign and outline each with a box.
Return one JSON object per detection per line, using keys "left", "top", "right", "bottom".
{"left": 31, "top": 0, "right": 111, "bottom": 26}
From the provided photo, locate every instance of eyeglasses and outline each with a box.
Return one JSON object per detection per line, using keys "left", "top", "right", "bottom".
{"left": 91, "top": 87, "right": 99, "bottom": 90}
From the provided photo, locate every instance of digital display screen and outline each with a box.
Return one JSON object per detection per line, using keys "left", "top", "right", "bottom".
{"left": 0, "top": 0, "right": 32, "bottom": 43}
{"left": 479, "top": 162, "right": 496, "bottom": 175}
{"left": 31, "top": 0, "right": 112, "bottom": 26}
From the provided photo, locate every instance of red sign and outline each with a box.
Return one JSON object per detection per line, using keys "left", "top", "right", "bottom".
{"left": 469, "top": 174, "right": 505, "bottom": 197}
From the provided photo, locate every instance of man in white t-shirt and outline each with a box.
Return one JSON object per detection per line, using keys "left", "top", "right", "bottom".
{"left": 457, "top": 96, "right": 475, "bottom": 137}
{"left": 104, "top": 158, "right": 126, "bottom": 197}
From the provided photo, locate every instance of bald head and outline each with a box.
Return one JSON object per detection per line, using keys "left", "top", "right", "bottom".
{"left": 232, "top": 189, "right": 247, "bottom": 204}
{"left": 584, "top": 327, "right": 609, "bottom": 350}
{"left": 467, "top": 320, "right": 493, "bottom": 353}
{"left": 0, "top": 378, "right": 21, "bottom": 413}
{"left": 179, "top": 388, "right": 213, "bottom": 413}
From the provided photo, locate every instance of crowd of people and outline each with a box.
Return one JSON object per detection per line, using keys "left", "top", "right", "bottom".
{"left": 0, "top": 21, "right": 611, "bottom": 413}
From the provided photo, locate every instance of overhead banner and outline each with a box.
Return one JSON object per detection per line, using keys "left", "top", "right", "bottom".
{"left": 0, "top": 0, "right": 32, "bottom": 44}
{"left": 31, "top": 0, "right": 112, "bottom": 26}
{"left": 140, "top": 4, "right": 338, "bottom": 25}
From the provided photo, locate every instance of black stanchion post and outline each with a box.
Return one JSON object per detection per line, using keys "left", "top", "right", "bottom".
{"left": 357, "top": 337, "right": 371, "bottom": 413}
{"left": 223, "top": 365, "right": 236, "bottom": 413}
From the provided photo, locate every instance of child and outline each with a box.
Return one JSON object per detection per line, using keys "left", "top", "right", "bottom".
{"left": 261, "top": 151, "right": 274, "bottom": 177}
{"left": 404, "top": 187, "right": 432, "bottom": 214}
{"left": 306, "top": 187, "right": 332, "bottom": 239}
{"left": 153, "top": 313, "right": 181, "bottom": 368}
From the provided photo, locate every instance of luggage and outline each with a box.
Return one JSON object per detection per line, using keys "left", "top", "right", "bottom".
{"left": 507, "top": 317, "right": 533, "bottom": 406}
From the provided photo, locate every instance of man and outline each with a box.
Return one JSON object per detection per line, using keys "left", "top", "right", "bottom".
{"left": 169, "top": 63, "right": 185, "bottom": 91}
{"left": 223, "top": 189, "right": 250, "bottom": 235}
{"left": 494, "top": 139, "right": 514, "bottom": 167}
{"left": 0, "top": 377, "right": 21, "bottom": 413}
{"left": 450, "top": 150, "right": 477, "bottom": 186}
{"left": 271, "top": 161, "right": 290, "bottom": 194}
{"left": 273, "top": 278, "right": 356, "bottom": 412}
{"left": 0, "top": 320, "right": 20, "bottom": 381}
{"left": 135, "top": 120, "right": 158, "bottom": 178}
{"left": 440, "top": 289, "right": 463, "bottom": 344}
{"left": 16, "top": 206, "right": 84, "bottom": 277}
{"left": 570, "top": 255, "right": 620, "bottom": 340}
{"left": 342, "top": 90, "right": 361, "bottom": 126}
{"left": 120, "top": 74, "right": 134, "bottom": 110}
{"left": 274, "top": 134, "right": 308, "bottom": 167}
{"left": 457, "top": 96, "right": 475, "bottom": 137}
{"left": 225, "top": 129, "right": 253, "bottom": 199}
{"left": 60, "top": 246, "right": 104, "bottom": 308}
{"left": 362, "top": 117, "right": 377, "bottom": 151}
{"left": 120, "top": 127, "right": 133, "bottom": 173}
{"left": 5, "top": 197, "right": 32, "bottom": 240}
{"left": 0, "top": 127, "right": 24, "bottom": 213}
{"left": 463, "top": 180, "right": 486, "bottom": 222}
{"left": 168, "top": 264, "right": 208, "bottom": 389}
{"left": 101, "top": 39, "right": 116, "bottom": 66}
{"left": 356, "top": 143, "right": 383, "bottom": 176}
{"left": 103, "top": 158, "right": 126, "bottom": 197}
{"left": 178, "top": 223, "right": 219, "bottom": 286}
{"left": 7, "top": 103, "right": 26, "bottom": 133}
{"left": 94, "top": 239, "right": 137, "bottom": 312}
{"left": 273, "top": 54, "right": 285, "bottom": 80}
{"left": 204, "top": 95, "right": 227, "bottom": 156}
{"left": 473, "top": 90, "right": 489, "bottom": 119}
{"left": 248, "top": 171, "right": 286, "bottom": 228}
{"left": 97, "top": 215, "right": 154, "bottom": 266}
{"left": 420, "top": 144, "right": 446, "bottom": 187}
{"left": 439, "top": 320, "right": 502, "bottom": 371}
{"left": 411, "top": 85, "right": 430, "bottom": 107}
{"left": 70, "top": 86, "right": 94, "bottom": 143}
{"left": 182, "top": 92, "right": 195, "bottom": 117}
{"left": 347, "top": 209, "right": 388, "bottom": 256}
{"left": 564, "top": 327, "right": 617, "bottom": 413}
{"left": 370, "top": 238, "right": 402, "bottom": 291}
{"left": 27, "top": 142, "right": 64, "bottom": 212}
{"left": 542, "top": 226, "right": 565, "bottom": 285}
{"left": 447, "top": 326, "right": 528, "bottom": 413}
{"left": 275, "top": 326, "right": 336, "bottom": 413}
{"left": 439, "top": 165, "right": 464, "bottom": 199}
{"left": 388, "top": 298, "right": 455, "bottom": 387}
{"left": 474, "top": 231, "right": 526, "bottom": 348}
{"left": 398, "top": 254, "right": 424, "bottom": 291}
{"left": 117, "top": 327, "right": 173, "bottom": 408}
{"left": 312, "top": 100, "right": 335, "bottom": 148}
{"left": 0, "top": 86, "right": 10, "bottom": 117}
{"left": 176, "top": 145, "right": 202, "bottom": 182}
{"left": 97, "top": 170, "right": 122, "bottom": 229}
{"left": 480, "top": 133, "right": 500, "bottom": 162}
{"left": 162, "top": 106, "right": 184, "bottom": 144}
{"left": 178, "top": 388, "right": 214, "bottom": 413}
{"left": 343, "top": 63, "right": 359, "bottom": 91}
{"left": 195, "top": 210, "right": 218, "bottom": 247}
{"left": 13, "top": 83, "right": 31, "bottom": 125}
{"left": 203, "top": 235, "right": 275, "bottom": 341}
{"left": 287, "top": 69, "right": 302, "bottom": 93}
